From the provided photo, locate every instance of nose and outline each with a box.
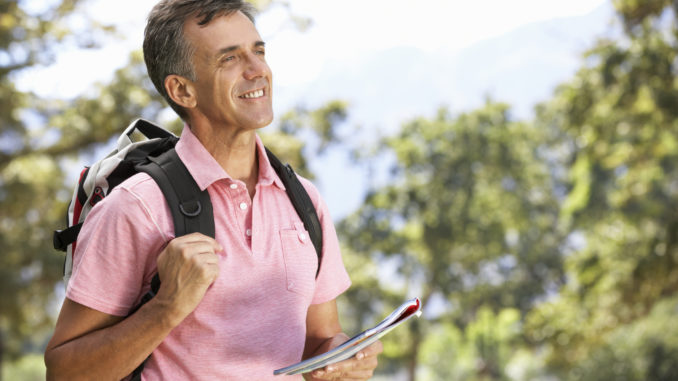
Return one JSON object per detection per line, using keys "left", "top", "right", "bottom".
{"left": 243, "top": 52, "right": 269, "bottom": 80}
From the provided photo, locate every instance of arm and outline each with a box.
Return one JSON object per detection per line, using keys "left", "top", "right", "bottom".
{"left": 45, "top": 297, "right": 174, "bottom": 380}
{"left": 44, "top": 233, "right": 221, "bottom": 380}
{"left": 303, "top": 300, "right": 383, "bottom": 381}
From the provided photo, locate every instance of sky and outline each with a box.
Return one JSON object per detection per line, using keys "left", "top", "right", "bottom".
{"left": 18, "top": 0, "right": 607, "bottom": 98}
{"left": 16, "top": 0, "right": 612, "bottom": 219}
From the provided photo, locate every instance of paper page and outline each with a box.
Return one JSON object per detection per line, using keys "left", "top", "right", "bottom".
{"left": 273, "top": 297, "right": 422, "bottom": 376}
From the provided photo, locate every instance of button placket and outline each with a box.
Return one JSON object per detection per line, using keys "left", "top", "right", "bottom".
{"left": 225, "top": 180, "right": 253, "bottom": 247}
{"left": 231, "top": 183, "right": 250, "bottom": 212}
{"left": 238, "top": 197, "right": 252, "bottom": 246}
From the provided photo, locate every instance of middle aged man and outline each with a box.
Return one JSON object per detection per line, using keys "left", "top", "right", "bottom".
{"left": 44, "top": 1, "right": 383, "bottom": 380}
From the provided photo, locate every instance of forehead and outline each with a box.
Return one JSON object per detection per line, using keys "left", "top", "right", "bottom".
{"left": 183, "top": 11, "right": 261, "bottom": 54}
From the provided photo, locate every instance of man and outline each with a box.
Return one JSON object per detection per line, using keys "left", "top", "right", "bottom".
{"left": 44, "top": 1, "right": 382, "bottom": 379}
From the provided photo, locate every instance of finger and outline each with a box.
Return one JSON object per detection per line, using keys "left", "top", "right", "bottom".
{"left": 311, "top": 366, "right": 374, "bottom": 381}
{"left": 174, "top": 241, "right": 222, "bottom": 259}
{"left": 312, "top": 355, "right": 378, "bottom": 380}
{"left": 336, "top": 355, "right": 379, "bottom": 372}
{"left": 173, "top": 233, "right": 223, "bottom": 251}
{"left": 311, "top": 374, "right": 366, "bottom": 381}
{"left": 356, "top": 341, "right": 383, "bottom": 358}
{"left": 200, "top": 261, "right": 221, "bottom": 284}
{"left": 308, "top": 368, "right": 331, "bottom": 380}
{"left": 195, "top": 252, "right": 220, "bottom": 265}
{"left": 324, "top": 349, "right": 379, "bottom": 373}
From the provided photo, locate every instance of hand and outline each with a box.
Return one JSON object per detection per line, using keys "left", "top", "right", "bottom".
{"left": 306, "top": 334, "right": 383, "bottom": 381}
{"left": 153, "top": 233, "right": 222, "bottom": 324}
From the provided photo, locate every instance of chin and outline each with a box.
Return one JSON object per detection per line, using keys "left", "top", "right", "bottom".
{"left": 253, "top": 114, "right": 274, "bottom": 129}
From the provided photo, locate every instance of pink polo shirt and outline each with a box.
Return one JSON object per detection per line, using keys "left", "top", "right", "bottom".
{"left": 66, "top": 126, "right": 351, "bottom": 380}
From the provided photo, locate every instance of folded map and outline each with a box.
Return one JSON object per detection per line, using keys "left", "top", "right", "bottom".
{"left": 274, "top": 297, "right": 423, "bottom": 376}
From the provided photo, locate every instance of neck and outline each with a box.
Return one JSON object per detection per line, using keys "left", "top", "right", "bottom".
{"left": 188, "top": 119, "right": 259, "bottom": 198}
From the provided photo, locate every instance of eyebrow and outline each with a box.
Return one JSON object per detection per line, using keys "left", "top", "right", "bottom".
{"left": 216, "top": 41, "right": 266, "bottom": 58}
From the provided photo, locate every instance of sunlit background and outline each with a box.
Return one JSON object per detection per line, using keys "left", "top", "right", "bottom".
{"left": 14, "top": 0, "right": 612, "bottom": 218}
{"left": 2, "top": 0, "right": 677, "bottom": 380}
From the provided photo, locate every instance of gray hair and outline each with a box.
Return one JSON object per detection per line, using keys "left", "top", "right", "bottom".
{"left": 143, "top": 0, "right": 257, "bottom": 119}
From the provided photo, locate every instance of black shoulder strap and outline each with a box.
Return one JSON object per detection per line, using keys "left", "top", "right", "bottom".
{"left": 133, "top": 147, "right": 216, "bottom": 299}
{"left": 130, "top": 148, "right": 214, "bottom": 380}
{"left": 265, "top": 148, "right": 323, "bottom": 276}
{"left": 138, "top": 149, "right": 215, "bottom": 239}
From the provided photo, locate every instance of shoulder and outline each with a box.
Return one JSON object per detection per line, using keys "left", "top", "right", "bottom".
{"left": 295, "top": 174, "right": 323, "bottom": 207}
{"left": 86, "top": 172, "right": 171, "bottom": 239}
{"left": 293, "top": 174, "right": 337, "bottom": 224}
{"left": 108, "top": 172, "right": 165, "bottom": 213}
{"left": 116, "top": 172, "right": 162, "bottom": 197}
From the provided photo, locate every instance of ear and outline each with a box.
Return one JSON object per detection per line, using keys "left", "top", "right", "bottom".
{"left": 164, "top": 74, "right": 197, "bottom": 109}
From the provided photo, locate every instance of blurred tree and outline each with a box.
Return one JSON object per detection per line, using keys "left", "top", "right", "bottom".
{"left": 0, "top": 0, "right": 114, "bottom": 159}
{"left": 0, "top": 0, "right": 118, "bottom": 371}
{"left": 278, "top": 100, "right": 349, "bottom": 154}
{"left": 568, "top": 295, "right": 678, "bottom": 381}
{"left": 416, "top": 306, "right": 521, "bottom": 381}
{"left": 339, "top": 102, "right": 564, "bottom": 380}
{"left": 525, "top": 0, "right": 678, "bottom": 378}
{"left": 1, "top": 353, "right": 46, "bottom": 381}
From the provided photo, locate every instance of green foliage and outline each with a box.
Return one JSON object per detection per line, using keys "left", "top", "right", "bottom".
{"left": 564, "top": 296, "right": 678, "bottom": 381}
{"left": 613, "top": 0, "right": 674, "bottom": 31}
{"left": 0, "top": 0, "right": 112, "bottom": 159}
{"left": 339, "top": 2, "right": 678, "bottom": 380}
{"left": 279, "top": 100, "right": 349, "bottom": 154}
{"left": 1, "top": 48, "right": 168, "bottom": 365}
{"left": 261, "top": 100, "right": 349, "bottom": 178}
{"left": 418, "top": 307, "right": 522, "bottom": 381}
{"left": 0, "top": 0, "right": 119, "bottom": 364}
{"left": 339, "top": 102, "right": 564, "bottom": 379}
{"left": 525, "top": 1, "right": 678, "bottom": 377}
{"left": 2, "top": 354, "right": 46, "bottom": 381}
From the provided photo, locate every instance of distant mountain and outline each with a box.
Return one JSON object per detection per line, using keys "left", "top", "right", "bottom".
{"left": 444, "top": 2, "right": 617, "bottom": 119}
{"left": 275, "top": 2, "right": 617, "bottom": 218}
{"left": 276, "top": 2, "right": 616, "bottom": 138}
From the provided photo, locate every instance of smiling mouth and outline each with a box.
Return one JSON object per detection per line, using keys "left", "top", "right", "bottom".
{"left": 239, "top": 89, "right": 265, "bottom": 99}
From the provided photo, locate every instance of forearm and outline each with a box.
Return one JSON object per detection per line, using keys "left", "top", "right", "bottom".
{"left": 46, "top": 234, "right": 221, "bottom": 380}
{"left": 45, "top": 298, "right": 179, "bottom": 381}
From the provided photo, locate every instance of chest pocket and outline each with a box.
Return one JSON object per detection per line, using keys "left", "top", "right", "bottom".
{"left": 280, "top": 222, "right": 318, "bottom": 297}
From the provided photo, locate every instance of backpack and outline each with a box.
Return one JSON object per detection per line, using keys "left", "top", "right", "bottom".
{"left": 53, "top": 119, "right": 324, "bottom": 377}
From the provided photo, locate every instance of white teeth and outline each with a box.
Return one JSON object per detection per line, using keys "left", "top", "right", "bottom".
{"left": 242, "top": 89, "right": 264, "bottom": 99}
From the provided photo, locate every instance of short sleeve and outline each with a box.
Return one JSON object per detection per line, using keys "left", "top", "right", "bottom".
{"left": 298, "top": 177, "right": 352, "bottom": 305}
{"left": 66, "top": 175, "right": 169, "bottom": 316}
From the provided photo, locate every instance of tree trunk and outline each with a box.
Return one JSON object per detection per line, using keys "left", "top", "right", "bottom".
{"left": 406, "top": 290, "right": 432, "bottom": 381}
{"left": 406, "top": 325, "right": 421, "bottom": 381}
{"left": 0, "top": 328, "right": 4, "bottom": 381}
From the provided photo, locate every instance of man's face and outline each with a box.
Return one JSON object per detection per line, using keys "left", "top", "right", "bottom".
{"left": 183, "top": 11, "right": 273, "bottom": 131}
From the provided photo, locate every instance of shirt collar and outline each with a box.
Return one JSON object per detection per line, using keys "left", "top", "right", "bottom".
{"left": 175, "top": 125, "right": 285, "bottom": 191}
{"left": 254, "top": 133, "right": 285, "bottom": 190}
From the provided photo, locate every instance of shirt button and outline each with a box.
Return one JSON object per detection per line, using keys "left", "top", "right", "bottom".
{"left": 246, "top": 229, "right": 252, "bottom": 237}
{"left": 239, "top": 202, "right": 247, "bottom": 210}
{"left": 299, "top": 232, "right": 307, "bottom": 242}
{"left": 288, "top": 281, "right": 294, "bottom": 289}
{"left": 230, "top": 183, "right": 238, "bottom": 189}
